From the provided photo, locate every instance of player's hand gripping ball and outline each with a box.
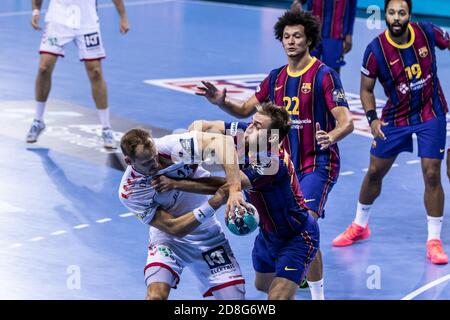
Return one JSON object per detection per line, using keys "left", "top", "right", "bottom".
{"left": 226, "top": 203, "right": 259, "bottom": 236}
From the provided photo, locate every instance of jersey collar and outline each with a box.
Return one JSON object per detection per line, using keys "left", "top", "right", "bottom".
{"left": 385, "top": 23, "right": 415, "bottom": 49}
{"left": 287, "top": 57, "right": 317, "bottom": 77}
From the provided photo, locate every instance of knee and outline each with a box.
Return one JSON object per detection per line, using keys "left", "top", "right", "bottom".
{"left": 254, "top": 279, "right": 270, "bottom": 294}
{"left": 446, "top": 157, "right": 450, "bottom": 182}
{"left": 366, "top": 165, "right": 384, "bottom": 182}
{"left": 424, "top": 168, "right": 441, "bottom": 188}
{"left": 87, "top": 66, "right": 103, "bottom": 82}
{"left": 146, "top": 286, "right": 169, "bottom": 300}
{"left": 38, "top": 63, "right": 53, "bottom": 77}
{"left": 268, "top": 290, "right": 289, "bottom": 300}
{"left": 146, "top": 291, "right": 168, "bottom": 300}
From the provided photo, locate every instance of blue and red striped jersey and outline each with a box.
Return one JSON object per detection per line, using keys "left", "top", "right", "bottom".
{"left": 224, "top": 121, "right": 311, "bottom": 236}
{"left": 361, "top": 22, "right": 449, "bottom": 126}
{"left": 255, "top": 57, "right": 349, "bottom": 179}
{"left": 307, "top": 0, "right": 357, "bottom": 40}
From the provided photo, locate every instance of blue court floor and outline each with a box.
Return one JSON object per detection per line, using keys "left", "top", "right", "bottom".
{"left": 0, "top": 0, "right": 449, "bottom": 299}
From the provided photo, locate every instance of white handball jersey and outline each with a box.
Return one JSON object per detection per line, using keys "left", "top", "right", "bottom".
{"left": 45, "top": 0, "right": 100, "bottom": 29}
{"left": 119, "top": 132, "right": 221, "bottom": 241}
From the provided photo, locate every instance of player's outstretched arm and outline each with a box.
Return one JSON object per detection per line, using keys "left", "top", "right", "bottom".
{"left": 196, "top": 132, "right": 248, "bottom": 216}
{"left": 151, "top": 175, "right": 226, "bottom": 194}
{"left": 361, "top": 74, "right": 387, "bottom": 140}
{"left": 195, "top": 81, "right": 259, "bottom": 118}
{"left": 188, "top": 120, "right": 226, "bottom": 134}
{"left": 31, "top": 0, "right": 43, "bottom": 30}
{"left": 112, "top": 0, "right": 130, "bottom": 33}
{"left": 150, "top": 187, "right": 226, "bottom": 238}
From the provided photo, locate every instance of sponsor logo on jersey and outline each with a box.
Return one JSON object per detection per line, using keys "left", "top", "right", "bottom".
{"left": 230, "top": 122, "right": 239, "bottom": 136}
{"left": 390, "top": 59, "right": 400, "bottom": 66}
{"left": 148, "top": 245, "right": 158, "bottom": 256}
{"left": 361, "top": 66, "right": 371, "bottom": 76}
{"left": 332, "top": 89, "right": 347, "bottom": 103}
{"left": 398, "top": 83, "right": 410, "bottom": 95}
{"left": 179, "top": 138, "right": 194, "bottom": 159}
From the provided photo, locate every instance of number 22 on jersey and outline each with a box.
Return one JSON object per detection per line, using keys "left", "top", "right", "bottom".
{"left": 283, "top": 96, "right": 300, "bottom": 116}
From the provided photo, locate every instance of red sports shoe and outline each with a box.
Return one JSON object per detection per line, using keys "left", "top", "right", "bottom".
{"left": 427, "top": 239, "right": 448, "bottom": 265}
{"left": 332, "top": 223, "right": 371, "bottom": 247}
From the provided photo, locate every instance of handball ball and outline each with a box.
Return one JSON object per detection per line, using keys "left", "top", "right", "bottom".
{"left": 226, "top": 203, "right": 259, "bottom": 236}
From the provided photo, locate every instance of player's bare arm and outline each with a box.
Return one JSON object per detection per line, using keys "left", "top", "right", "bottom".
{"left": 149, "top": 189, "right": 226, "bottom": 238}
{"left": 152, "top": 170, "right": 254, "bottom": 195}
{"left": 31, "top": 0, "right": 43, "bottom": 30}
{"left": 151, "top": 175, "right": 226, "bottom": 194}
{"left": 196, "top": 132, "right": 248, "bottom": 215}
{"left": 315, "top": 107, "right": 354, "bottom": 150}
{"left": 195, "top": 81, "right": 259, "bottom": 118}
{"left": 188, "top": 120, "right": 225, "bottom": 134}
{"left": 361, "top": 74, "right": 387, "bottom": 140}
{"left": 112, "top": 0, "right": 130, "bottom": 33}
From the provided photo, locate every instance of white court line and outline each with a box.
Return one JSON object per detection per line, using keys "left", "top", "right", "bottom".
{"left": 392, "top": 163, "right": 399, "bottom": 168}
{"left": 29, "top": 236, "right": 45, "bottom": 242}
{"left": 98, "top": 0, "right": 175, "bottom": 9}
{"left": 407, "top": 160, "right": 421, "bottom": 165}
{"left": 341, "top": 171, "right": 355, "bottom": 176}
{"left": 0, "top": 0, "right": 174, "bottom": 18}
{"left": 184, "top": 0, "right": 284, "bottom": 12}
{"left": 9, "top": 243, "right": 23, "bottom": 249}
{"left": 96, "top": 218, "right": 112, "bottom": 224}
{"left": 0, "top": 200, "right": 25, "bottom": 213}
{"left": 73, "top": 224, "right": 90, "bottom": 230}
{"left": 119, "top": 213, "right": 135, "bottom": 218}
{"left": 401, "top": 274, "right": 450, "bottom": 300}
{"left": 51, "top": 230, "right": 67, "bottom": 236}
{"left": 362, "top": 168, "right": 368, "bottom": 172}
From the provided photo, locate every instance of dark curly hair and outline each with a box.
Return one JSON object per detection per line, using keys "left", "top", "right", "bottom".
{"left": 274, "top": 10, "right": 321, "bottom": 52}
{"left": 385, "top": 0, "right": 412, "bottom": 14}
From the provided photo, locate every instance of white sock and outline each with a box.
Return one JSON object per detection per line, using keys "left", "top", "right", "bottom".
{"left": 35, "top": 101, "right": 46, "bottom": 122}
{"left": 427, "top": 215, "right": 443, "bottom": 241}
{"left": 307, "top": 279, "right": 324, "bottom": 300}
{"left": 354, "top": 202, "right": 372, "bottom": 227}
{"left": 97, "top": 108, "right": 111, "bottom": 129}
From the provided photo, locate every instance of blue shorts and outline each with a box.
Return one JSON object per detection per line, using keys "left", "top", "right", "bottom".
{"left": 297, "top": 169, "right": 336, "bottom": 218}
{"left": 252, "top": 216, "right": 320, "bottom": 284}
{"left": 370, "top": 116, "right": 447, "bottom": 160}
{"left": 311, "top": 38, "right": 345, "bottom": 71}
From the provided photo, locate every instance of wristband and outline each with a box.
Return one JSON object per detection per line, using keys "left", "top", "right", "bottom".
{"left": 32, "top": 9, "right": 40, "bottom": 16}
{"left": 366, "top": 109, "right": 378, "bottom": 126}
{"left": 193, "top": 202, "right": 215, "bottom": 223}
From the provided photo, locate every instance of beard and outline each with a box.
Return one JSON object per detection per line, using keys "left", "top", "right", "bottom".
{"left": 387, "top": 20, "right": 409, "bottom": 37}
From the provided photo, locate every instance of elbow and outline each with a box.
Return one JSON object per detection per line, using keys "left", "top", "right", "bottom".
{"left": 240, "top": 108, "right": 255, "bottom": 118}
{"left": 166, "top": 222, "right": 189, "bottom": 238}
{"left": 236, "top": 112, "right": 250, "bottom": 119}
{"left": 188, "top": 120, "right": 204, "bottom": 132}
{"left": 172, "top": 227, "right": 188, "bottom": 238}
{"left": 346, "top": 118, "right": 355, "bottom": 134}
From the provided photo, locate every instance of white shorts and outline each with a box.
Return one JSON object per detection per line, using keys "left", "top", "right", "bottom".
{"left": 39, "top": 22, "right": 106, "bottom": 61}
{"left": 144, "top": 224, "right": 245, "bottom": 298}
